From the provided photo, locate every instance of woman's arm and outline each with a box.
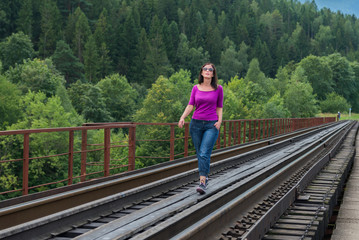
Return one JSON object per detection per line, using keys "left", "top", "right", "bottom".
{"left": 214, "top": 107, "right": 223, "bottom": 130}
{"left": 178, "top": 105, "right": 194, "bottom": 128}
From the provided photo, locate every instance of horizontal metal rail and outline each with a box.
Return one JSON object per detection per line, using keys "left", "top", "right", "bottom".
{"left": 127, "top": 121, "right": 353, "bottom": 240}
{"left": 0, "top": 117, "right": 335, "bottom": 199}
{"left": 241, "top": 121, "right": 355, "bottom": 240}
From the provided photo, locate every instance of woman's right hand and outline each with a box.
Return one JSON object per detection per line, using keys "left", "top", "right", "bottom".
{"left": 178, "top": 105, "right": 193, "bottom": 128}
{"left": 178, "top": 118, "right": 185, "bottom": 128}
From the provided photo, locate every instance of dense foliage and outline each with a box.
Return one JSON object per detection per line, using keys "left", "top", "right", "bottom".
{"left": 0, "top": 0, "right": 358, "bottom": 112}
{"left": 0, "top": 0, "right": 358, "bottom": 197}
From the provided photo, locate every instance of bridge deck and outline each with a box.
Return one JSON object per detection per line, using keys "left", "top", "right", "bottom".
{"left": 331, "top": 131, "right": 359, "bottom": 240}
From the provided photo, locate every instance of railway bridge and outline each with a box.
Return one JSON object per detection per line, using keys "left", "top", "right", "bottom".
{"left": 1, "top": 117, "right": 358, "bottom": 239}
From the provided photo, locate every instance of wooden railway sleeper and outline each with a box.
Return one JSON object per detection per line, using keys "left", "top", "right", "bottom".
{"left": 221, "top": 123, "right": 354, "bottom": 239}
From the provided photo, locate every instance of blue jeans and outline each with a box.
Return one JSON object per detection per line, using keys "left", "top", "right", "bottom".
{"left": 190, "top": 119, "right": 219, "bottom": 177}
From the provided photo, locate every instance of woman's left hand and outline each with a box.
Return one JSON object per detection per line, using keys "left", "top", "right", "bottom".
{"left": 214, "top": 121, "right": 221, "bottom": 130}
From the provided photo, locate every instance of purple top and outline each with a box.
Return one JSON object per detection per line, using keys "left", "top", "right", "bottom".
{"left": 189, "top": 85, "right": 223, "bottom": 121}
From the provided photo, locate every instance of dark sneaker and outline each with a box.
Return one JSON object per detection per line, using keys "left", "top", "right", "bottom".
{"left": 196, "top": 183, "right": 206, "bottom": 194}
{"left": 196, "top": 178, "right": 208, "bottom": 194}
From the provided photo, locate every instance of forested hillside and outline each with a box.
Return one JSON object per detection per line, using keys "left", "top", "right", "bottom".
{"left": 1, "top": 0, "right": 359, "bottom": 128}
{"left": 1, "top": 0, "right": 359, "bottom": 198}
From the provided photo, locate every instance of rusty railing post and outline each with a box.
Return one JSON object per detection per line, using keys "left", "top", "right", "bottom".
{"left": 170, "top": 125, "right": 175, "bottom": 161}
{"left": 22, "top": 133, "right": 30, "bottom": 196}
{"left": 249, "top": 120, "right": 252, "bottom": 142}
{"left": 223, "top": 122, "right": 227, "bottom": 147}
{"left": 238, "top": 121, "right": 241, "bottom": 144}
{"left": 253, "top": 120, "right": 256, "bottom": 141}
{"left": 217, "top": 126, "right": 221, "bottom": 149}
{"left": 81, "top": 129, "right": 87, "bottom": 182}
{"left": 68, "top": 130, "right": 74, "bottom": 185}
{"left": 233, "top": 121, "right": 237, "bottom": 145}
{"left": 184, "top": 123, "right": 189, "bottom": 157}
{"left": 262, "top": 120, "right": 265, "bottom": 139}
{"left": 243, "top": 121, "right": 246, "bottom": 143}
{"left": 104, "top": 128, "right": 111, "bottom": 176}
{"left": 128, "top": 125, "right": 136, "bottom": 170}
{"left": 228, "top": 122, "right": 232, "bottom": 146}
{"left": 258, "top": 120, "right": 261, "bottom": 140}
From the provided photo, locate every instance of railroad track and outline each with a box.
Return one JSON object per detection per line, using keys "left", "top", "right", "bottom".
{"left": 0, "top": 121, "right": 354, "bottom": 239}
{"left": 0, "top": 123, "right": 333, "bottom": 230}
{"left": 259, "top": 121, "right": 357, "bottom": 240}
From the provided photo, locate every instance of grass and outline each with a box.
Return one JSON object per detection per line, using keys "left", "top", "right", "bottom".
{"left": 317, "top": 112, "right": 359, "bottom": 121}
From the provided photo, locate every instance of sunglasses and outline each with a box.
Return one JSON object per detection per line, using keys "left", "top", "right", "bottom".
{"left": 203, "top": 67, "right": 214, "bottom": 72}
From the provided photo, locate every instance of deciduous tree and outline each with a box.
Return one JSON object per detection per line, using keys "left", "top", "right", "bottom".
{"left": 284, "top": 67, "right": 318, "bottom": 117}
{"left": 0, "top": 76, "right": 21, "bottom": 129}
{"left": 320, "top": 92, "right": 350, "bottom": 113}
{"left": 6, "top": 58, "right": 64, "bottom": 97}
{"left": 0, "top": 32, "right": 35, "bottom": 71}
{"left": 96, "top": 74, "right": 138, "bottom": 122}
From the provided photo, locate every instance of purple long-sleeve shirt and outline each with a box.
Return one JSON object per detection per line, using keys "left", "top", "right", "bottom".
{"left": 188, "top": 85, "right": 223, "bottom": 121}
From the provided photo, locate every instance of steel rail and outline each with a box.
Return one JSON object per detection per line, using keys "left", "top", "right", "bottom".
{"left": 173, "top": 120, "right": 355, "bottom": 240}
{"left": 258, "top": 121, "right": 357, "bottom": 240}
{"left": 0, "top": 122, "right": 337, "bottom": 231}
{"left": 123, "top": 121, "right": 353, "bottom": 240}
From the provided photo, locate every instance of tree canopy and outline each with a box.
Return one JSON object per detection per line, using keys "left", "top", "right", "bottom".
{"left": 1, "top": 0, "right": 359, "bottom": 196}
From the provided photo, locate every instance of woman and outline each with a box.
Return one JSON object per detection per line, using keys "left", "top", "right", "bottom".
{"left": 178, "top": 63, "right": 223, "bottom": 194}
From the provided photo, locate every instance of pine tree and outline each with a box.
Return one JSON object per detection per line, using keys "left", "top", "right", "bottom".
{"left": 73, "top": 7, "right": 91, "bottom": 63}
{"left": 144, "top": 15, "right": 173, "bottom": 87}
{"left": 168, "top": 21, "right": 179, "bottom": 60}
{"left": 51, "top": 40, "right": 84, "bottom": 86}
{"left": 133, "top": 28, "right": 149, "bottom": 84}
{"left": 118, "top": 10, "right": 139, "bottom": 79}
{"left": 0, "top": 0, "right": 21, "bottom": 39}
{"left": 16, "top": 0, "right": 33, "bottom": 38}
{"left": 238, "top": 41, "right": 249, "bottom": 77}
{"left": 39, "top": 0, "right": 62, "bottom": 57}
{"left": 93, "top": 9, "right": 112, "bottom": 78}
{"left": 205, "top": 26, "right": 223, "bottom": 64}
{"left": 97, "top": 42, "right": 112, "bottom": 80}
{"left": 64, "top": 11, "right": 77, "bottom": 48}
{"left": 161, "top": 20, "right": 174, "bottom": 63}
{"left": 84, "top": 35, "right": 99, "bottom": 83}
{"left": 93, "top": 9, "right": 108, "bottom": 50}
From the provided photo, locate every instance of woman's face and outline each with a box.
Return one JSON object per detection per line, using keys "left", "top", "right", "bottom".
{"left": 201, "top": 64, "right": 214, "bottom": 79}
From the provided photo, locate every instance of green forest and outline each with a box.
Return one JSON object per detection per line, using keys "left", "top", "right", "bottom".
{"left": 1, "top": 0, "right": 359, "bottom": 197}
{"left": 1, "top": 0, "right": 358, "bottom": 128}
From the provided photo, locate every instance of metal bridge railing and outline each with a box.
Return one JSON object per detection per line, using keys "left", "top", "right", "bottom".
{"left": 0, "top": 117, "right": 336, "bottom": 198}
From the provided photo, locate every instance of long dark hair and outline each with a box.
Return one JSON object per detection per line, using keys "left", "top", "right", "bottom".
{"left": 198, "top": 62, "right": 218, "bottom": 90}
